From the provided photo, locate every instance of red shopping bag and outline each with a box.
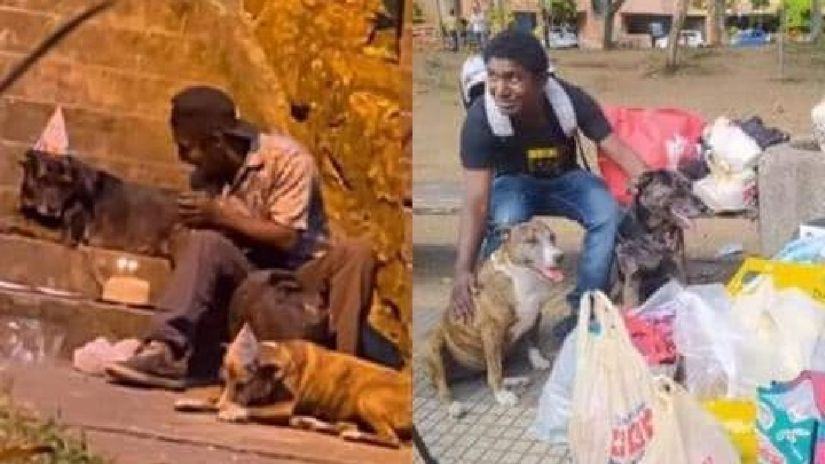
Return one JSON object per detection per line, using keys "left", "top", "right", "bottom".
{"left": 598, "top": 106, "right": 706, "bottom": 205}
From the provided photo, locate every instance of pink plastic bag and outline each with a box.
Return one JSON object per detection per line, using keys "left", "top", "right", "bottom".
{"left": 598, "top": 106, "right": 706, "bottom": 205}
{"left": 623, "top": 312, "right": 677, "bottom": 365}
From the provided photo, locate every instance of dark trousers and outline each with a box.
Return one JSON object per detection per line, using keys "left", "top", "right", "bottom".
{"left": 148, "top": 230, "right": 399, "bottom": 372}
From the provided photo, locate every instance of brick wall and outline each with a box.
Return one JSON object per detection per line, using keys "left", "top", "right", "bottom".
{"left": 0, "top": 0, "right": 411, "bottom": 358}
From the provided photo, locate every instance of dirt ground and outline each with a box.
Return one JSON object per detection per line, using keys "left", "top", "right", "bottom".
{"left": 413, "top": 43, "right": 825, "bottom": 184}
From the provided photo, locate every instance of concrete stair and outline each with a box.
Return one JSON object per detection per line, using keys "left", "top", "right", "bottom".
{"left": 0, "top": 230, "right": 170, "bottom": 357}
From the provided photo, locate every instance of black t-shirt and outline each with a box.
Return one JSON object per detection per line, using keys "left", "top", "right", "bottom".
{"left": 460, "top": 79, "right": 612, "bottom": 177}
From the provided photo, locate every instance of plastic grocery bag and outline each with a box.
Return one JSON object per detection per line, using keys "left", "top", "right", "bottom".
{"left": 757, "top": 373, "right": 822, "bottom": 464}
{"left": 693, "top": 167, "right": 757, "bottom": 213}
{"left": 704, "top": 116, "right": 763, "bottom": 173}
{"left": 530, "top": 331, "right": 577, "bottom": 444}
{"left": 568, "top": 291, "right": 666, "bottom": 463}
{"left": 672, "top": 284, "right": 744, "bottom": 398}
{"left": 731, "top": 277, "right": 825, "bottom": 397}
{"left": 660, "top": 377, "right": 740, "bottom": 464}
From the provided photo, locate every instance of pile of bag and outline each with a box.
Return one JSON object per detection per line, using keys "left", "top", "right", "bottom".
{"left": 532, "top": 290, "right": 740, "bottom": 463}
{"left": 692, "top": 116, "right": 789, "bottom": 214}
{"left": 531, "top": 270, "right": 825, "bottom": 462}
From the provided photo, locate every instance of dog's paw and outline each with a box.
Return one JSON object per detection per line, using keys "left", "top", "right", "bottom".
{"left": 448, "top": 401, "right": 467, "bottom": 419}
{"left": 528, "top": 347, "right": 552, "bottom": 370}
{"left": 494, "top": 389, "right": 518, "bottom": 406}
{"left": 217, "top": 405, "right": 250, "bottom": 423}
{"left": 290, "top": 416, "right": 337, "bottom": 435}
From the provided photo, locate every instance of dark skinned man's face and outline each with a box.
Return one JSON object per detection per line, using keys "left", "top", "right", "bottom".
{"left": 486, "top": 57, "right": 546, "bottom": 117}
{"left": 173, "top": 129, "right": 243, "bottom": 183}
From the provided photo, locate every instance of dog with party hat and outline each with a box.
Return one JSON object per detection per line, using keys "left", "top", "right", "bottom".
{"left": 18, "top": 106, "right": 182, "bottom": 257}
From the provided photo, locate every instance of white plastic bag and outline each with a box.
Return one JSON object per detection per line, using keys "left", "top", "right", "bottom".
{"left": 657, "top": 377, "right": 740, "bottom": 464}
{"left": 672, "top": 284, "right": 743, "bottom": 399}
{"left": 704, "top": 116, "right": 763, "bottom": 173}
{"left": 693, "top": 167, "right": 756, "bottom": 213}
{"left": 730, "top": 276, "right": 825, "bottom": 396}
{"left": 530, "top": 331, "right": 577, "bottom": 444}
{"left": 568, "top": 291, "right": 662, "bottom": 463}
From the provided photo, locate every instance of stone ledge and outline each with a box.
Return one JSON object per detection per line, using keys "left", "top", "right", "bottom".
{"left": 0, "top": 229, "right": 172, "bottom": 301}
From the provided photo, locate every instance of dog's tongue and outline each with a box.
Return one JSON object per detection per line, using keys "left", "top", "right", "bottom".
{"left": 542, "top": 267, "right": 564, "bottom": 283}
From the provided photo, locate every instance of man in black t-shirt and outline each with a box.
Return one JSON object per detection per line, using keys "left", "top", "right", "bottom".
{"left": 452, "top": 30, "right": 647, "bottom": 331}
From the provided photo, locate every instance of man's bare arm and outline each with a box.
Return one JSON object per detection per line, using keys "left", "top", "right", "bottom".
{"left": 598, "top": 133, "right": 647, "bottom": 183}
{"left": 451, "top": 168, "right": 492, "bottom": 321}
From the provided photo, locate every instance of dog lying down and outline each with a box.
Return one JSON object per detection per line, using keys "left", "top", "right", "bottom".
{"left": 614, "top": 170, "right": 705, "bottom": 307}
{"left": 18, "top": 149, "right": 182, "bottom": 257}
{"left": 174, "top": 325, "right": 412, "bottom": 448}
{"left": 423, "top": 217, "right": 566, "bottom": 418}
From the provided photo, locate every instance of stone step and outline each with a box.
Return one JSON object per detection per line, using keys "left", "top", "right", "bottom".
{"left": 0, "top": 53, "right": 222, "bottom": 122}
{"left": 0, "top": 231, "right": 172, "bottom": 301}
{"left": 0, "top": 288, "right": 154, "bottom": 358}
{"left": 0, "top": 7, "right": 227, "bottom": 83}
{"left": 0, "top": 0, "right": 221, "bottom": 38}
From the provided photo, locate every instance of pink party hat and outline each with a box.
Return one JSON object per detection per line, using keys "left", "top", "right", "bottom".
{"left": 33, "top": 106, "right": 69, "bottom": 155}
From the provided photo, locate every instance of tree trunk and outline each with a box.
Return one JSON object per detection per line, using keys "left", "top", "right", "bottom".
{"left": 602, "top": 0, "right": 627, "bottom": 49}
{"left": 666, "top": 0, "right": 689, "bottom": 69}
{"left": 717, "top": 0, "right": 728, "bottom": 45}
{"left": 812, "top": 0, "right": 822, "bottom": 43}
{"left": 706, "top": 0, "right": 725, "bottom": 46}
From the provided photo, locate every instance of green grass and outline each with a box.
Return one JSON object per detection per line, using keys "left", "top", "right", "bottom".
{"left": 0, "top": 397, "right": 108, "bottom": 464}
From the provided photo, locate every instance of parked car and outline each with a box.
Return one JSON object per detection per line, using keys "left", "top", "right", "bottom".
{"left": 548, "top": 25, "right": 578, "bottom": 49}
{"left": 730, "top": 28, "right": 770, "bottom": 47}
{"left": 655, "top": 30, "right": 705, "bottom": 48}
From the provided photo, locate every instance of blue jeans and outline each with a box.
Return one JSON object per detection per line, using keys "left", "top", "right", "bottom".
{"left": 481, "top": 170, "right": 622, "bottom": 311}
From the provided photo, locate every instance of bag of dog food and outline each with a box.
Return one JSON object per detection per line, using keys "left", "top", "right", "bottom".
{"left": 530, "top": 331, "right": 577, "bottom": 444}
{"left": 598, "top": 106, "right": 706, "bottom": 206}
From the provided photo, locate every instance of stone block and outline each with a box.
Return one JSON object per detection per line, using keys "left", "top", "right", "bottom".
{"left": 759, "top": 139, "right": 825, "bottom": 255}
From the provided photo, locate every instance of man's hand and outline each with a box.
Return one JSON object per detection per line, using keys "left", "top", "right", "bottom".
{"left": 177, "top": 192, "right": 225, "bottom": 228}
{"left": 450, "top": 271, "right": 477, "bottom": 323}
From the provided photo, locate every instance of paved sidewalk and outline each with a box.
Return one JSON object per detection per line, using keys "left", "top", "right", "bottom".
{"left": 2, "top": 363, "right": 411, "bottom": 464}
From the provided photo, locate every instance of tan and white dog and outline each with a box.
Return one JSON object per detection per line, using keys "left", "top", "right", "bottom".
{"left": 176, "top": 324, "right": 412, "bottom": 448}
{"left": 423, "top": 218, "right": 565, "bottom": 416}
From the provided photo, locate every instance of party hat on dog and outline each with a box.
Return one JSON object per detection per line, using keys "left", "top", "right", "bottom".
{"left": 33, "top": 106, "right": 68, "bottom": 155}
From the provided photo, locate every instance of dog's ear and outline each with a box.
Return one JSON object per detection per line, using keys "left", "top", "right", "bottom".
{"left": 227, "top": 323, "right": 259, "bottom": 367}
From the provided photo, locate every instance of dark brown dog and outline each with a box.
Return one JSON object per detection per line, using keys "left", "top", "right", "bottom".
{"left": 18, "top": 150, "right": 182, "bottom": 257}
{"left": 227, "top": 269, "right": 330, "bottom": 345}
{"left": 614, "top": 170, "right": 705, "bottom": 307}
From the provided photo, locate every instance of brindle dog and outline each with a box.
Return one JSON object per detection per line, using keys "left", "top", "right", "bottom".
{"left": 613, "top": 170, "right": 706, "bottom": 307}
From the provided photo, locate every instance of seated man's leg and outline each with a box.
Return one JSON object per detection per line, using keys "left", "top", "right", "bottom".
{"left": 481, "top": 175, "right": 537, "bottom": 259}
{"left": 536, "top": 170, "right": 622, "bottom": 314}
{"left": 106, "top": 230, "right": 254, "bottom": 388}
